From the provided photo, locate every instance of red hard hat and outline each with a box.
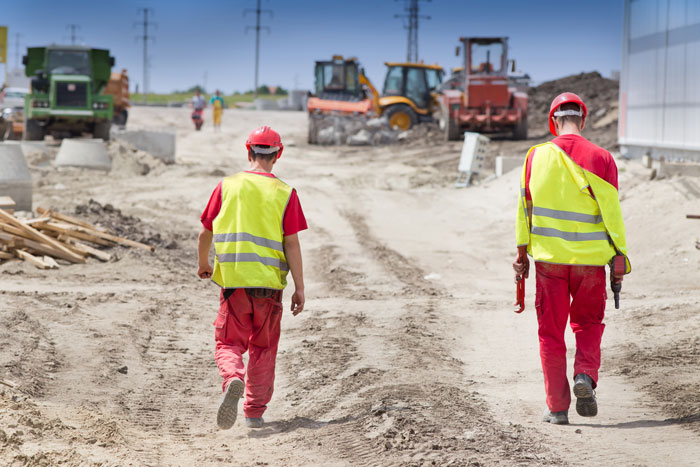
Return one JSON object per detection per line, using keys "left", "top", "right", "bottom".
{"left": 548, "top": 92, "right": 587, "bottom": 136}
{"left": 245, "top": 125, "right": 284, "bottom": 159}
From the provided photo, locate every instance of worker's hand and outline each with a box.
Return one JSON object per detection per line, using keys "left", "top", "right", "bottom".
{"left": 611, "top": 269, "right": 624, "bottom": 284}
{"left": 513, "top": 248, "right": 530, "bottom": 283}
{"left": 197, "top": 263, "right": 213, "bottom": 279}
{"left": 291, "top": 288, "right": 305, "bottom": 316}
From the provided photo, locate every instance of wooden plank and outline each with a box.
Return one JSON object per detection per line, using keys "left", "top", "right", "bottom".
{"left": 0, "top": 251, "right": 14, "bottom": 259}
{"left": 0, "top": 196, "right": 16, "bottom": 208}
{"left": 0, "top": 209, "right": 84, "bottom": 263}
{"left": 37, "top": 222, "right": 114, "bottom": 247}
{"left": 59, "top": 236, "right": 112, "bottom": 262}
{"left": 0, "top": 223, "right": 36, "bottom": 240}
{"left": 24, "top": 217, "right": 52, "bottom": 226}
{"left": 40, "top": 220, "right": 154, "bottom": 251}
{"left": 687, "top": 214, "right": 700, "bottom": 219}
{"left": 42, "top": 256, "right": 60, "bottom": 269}
{"left": 36, "top": 207, "right": 107, "bottom": 232}
{"left": 0, "top": 231, "right": 80, "bottom": 263}
{"left": 15, "top": 249, "right": 50, "bottom": 269}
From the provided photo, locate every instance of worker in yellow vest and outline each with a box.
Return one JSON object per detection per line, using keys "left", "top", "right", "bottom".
{"left": 197, "top": 125, "right": 307, "bottom": 430}
{"left": 210, "top": 90, "right": 224, "bottom": 131}
{"left": 513, "top": 93, "right": 630, "bottom": 425}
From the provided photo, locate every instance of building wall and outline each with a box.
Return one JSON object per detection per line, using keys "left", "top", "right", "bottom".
{"left": 620, "top": 0, "right": 700, "bottom": 160}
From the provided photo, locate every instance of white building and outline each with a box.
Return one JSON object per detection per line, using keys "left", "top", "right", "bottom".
{"left": 619, "top": 0, "right": 700, "bottom": 161}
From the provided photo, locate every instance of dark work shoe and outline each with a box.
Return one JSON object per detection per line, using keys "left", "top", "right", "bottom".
{"left": 217, "top": 378, "right": 244, "bottom": 429}
{"left": 245, "top": 417, "right": 264, "bottom": 429}
{"left": 573, "top": 373, "right": 598, "bottom": 417}
{"left": 542, "top": 409, "right": 569, "bottom": 425}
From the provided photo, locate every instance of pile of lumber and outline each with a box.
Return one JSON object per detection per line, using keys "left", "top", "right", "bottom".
{"left": 0, "top": 196, "right": 154, "bottom": 269}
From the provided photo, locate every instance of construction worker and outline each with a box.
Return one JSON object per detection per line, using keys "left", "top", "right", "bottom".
{"left": 210, "top": 90, "right": 224, "bottom": 131}
{"left": 513, "top": 92, "right": 630, "bottom": 425}
{"left": 197, "top": 125, "right": 307, "bottom": 430}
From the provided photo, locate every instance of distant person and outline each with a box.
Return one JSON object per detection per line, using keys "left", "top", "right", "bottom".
{"left": 513, "top": 92, "right": 630, "bottom": 425}
{"left": 210, "top": 90, "right": 224, "bottom": 131}
{"left": 197, "top": 126, "right": 307, "bottom": 430}
{"left": 191, "top": 89, "right": 206, "bottom": 111}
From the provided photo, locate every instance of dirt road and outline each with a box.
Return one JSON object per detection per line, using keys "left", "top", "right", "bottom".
{"left": 1, "top": 107, "right": 699, "bottom": 466}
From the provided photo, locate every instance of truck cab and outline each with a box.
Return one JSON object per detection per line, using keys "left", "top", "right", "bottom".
{"left": 23, "top": 45, "right": 115, "bottom": 140}
{"left": 439, "top": 37, "right": 528, "bottom": 140}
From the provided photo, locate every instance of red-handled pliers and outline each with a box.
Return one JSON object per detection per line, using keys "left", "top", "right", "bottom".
{"left": 514, "top": 247, "right": 528, "bottom": 313}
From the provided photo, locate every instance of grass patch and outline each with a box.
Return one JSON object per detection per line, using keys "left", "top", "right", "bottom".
{"left": 130, "top": 92, "right": 284, "bottom": 107}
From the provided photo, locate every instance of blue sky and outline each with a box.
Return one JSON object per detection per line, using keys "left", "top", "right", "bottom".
{"left": 3, "top": 0, "right": 624, "bottom": 94}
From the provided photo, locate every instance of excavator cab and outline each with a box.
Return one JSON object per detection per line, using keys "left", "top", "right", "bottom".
{"left": 379, "top": 63, "right": 444, "bottom": 130}
{"left": 313, "top": 56, "right": 363, "bottom": 101}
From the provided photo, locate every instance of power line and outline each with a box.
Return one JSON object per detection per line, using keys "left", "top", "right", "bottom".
{"left": 135, "top": 8, "right": 156, "bottom": 104}
{"left": 394, "top": 0, "right": 431, "bottom": 63}
{"left": 65, "top": 24, "right": 81, "bottom": 45}
{"left": 244, "top": 0, "right": 272, "bottom": 98}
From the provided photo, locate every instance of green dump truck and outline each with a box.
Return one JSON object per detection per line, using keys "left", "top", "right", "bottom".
{"left": 22, "top": 44, "right": 115, "bottom": 140}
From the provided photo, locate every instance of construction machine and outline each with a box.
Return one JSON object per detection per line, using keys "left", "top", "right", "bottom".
{"left": 22, "top": 44, "right": 115, "bottom": 140}
{"left": 438, "top": 37, "right": 528, "bottom": 141}
{"left": 104, "top": 69, "right": 130, "bottom": 127}
{"left": 307, "top": 55, "right": 444, "bottom": 143}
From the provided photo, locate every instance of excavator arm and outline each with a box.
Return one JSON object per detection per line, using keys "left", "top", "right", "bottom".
{"left": 359, "top": 73, "right": 380, "bottom": 115}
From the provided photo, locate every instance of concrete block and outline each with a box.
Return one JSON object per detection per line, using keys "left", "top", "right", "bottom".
{"left": 495, "top": 156, "right": 524, "bottom": 177}
{"left": 658, "top": 160, "right": 700, "bottom": 178}
{"left": 55, "top": 139, "right": 111, "bottom": 171}
{"left": 641, "top": 153, "right": 652, "bottom": 169}
{"left": 347, "top": 129, "right": 372, "bottom": 146}
{"left": 0, "top": 142, "right": 32, "bottom": 211}
{"left": 112, "top": 130, "right": 176, "bottom": 164}
{"left": 254, "top": 99, "right": 279, "bottom": 111}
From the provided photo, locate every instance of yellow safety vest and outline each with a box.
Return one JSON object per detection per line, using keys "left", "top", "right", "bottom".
{"left": 515, "top": 142, "right": 631, "bottom": 272}
{"left": 212, "top": 172, "right": 293, "bottom": 289}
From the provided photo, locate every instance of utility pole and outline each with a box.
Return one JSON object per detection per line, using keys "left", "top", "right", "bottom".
{"left": 135, "top": 8, "right": 156, "bottom": 104}
{"left": 13, "top": 33, "right": 22, "bottom": 69}
{"left": 395, "top": 0, "right": 431, "bottom": 63}
{"left": 66, "top": 24, "right": 80, "bottom": 45}
{"left": 244, "top": 0, "right": 272, "bottom": 98}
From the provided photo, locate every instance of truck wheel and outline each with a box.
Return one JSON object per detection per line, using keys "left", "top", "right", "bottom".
{"left": 113, "top": 110, "right": 128, "bottom": 127}
{"left": 385, "top": 104, "right": 417, "bottom": 131}
{"left": 93, "top": 121, "right": 111, "bottom": 141}
{"left": 442, "top": 106, "right": 460, "bottom": 141}
{"left": 24, "top": 119, "right": 45, "bottom": 141}
{"left": 307, "top": 117, "right": 318, "bottom": 144}
{"left": 512, "top": 115, "right": 528, "bottom": 140}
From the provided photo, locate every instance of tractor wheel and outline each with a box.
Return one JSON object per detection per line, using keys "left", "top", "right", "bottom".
{"left": 24, "top": 119, "right": 45, "bottom": 141}
{"left": 307, "top": 116, "right": 318, "bottom": 144}
{"left": 93, "top": 121, "right": 112, "bottom": 141}
{"left": 442, "top": 106, "right": 460, "bottom": 141}
{"left": 113, "top": 109, "right": 128, "bottom": 127}
{"left": 512, "top": 115, "right": 528, "bottom": 140}
{"left": 385, "top": 104, "right": 417, "bottom": 131}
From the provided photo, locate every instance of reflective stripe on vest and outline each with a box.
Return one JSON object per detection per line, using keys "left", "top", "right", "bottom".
{"left": 515, "top": 142, "right": 630, "bottom": 271}
{"left": 211, "top": 172, "right": 293, "bottom": 289}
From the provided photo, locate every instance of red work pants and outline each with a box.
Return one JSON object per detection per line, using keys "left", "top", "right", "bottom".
{"left": 534, "top": 262, "right": 607, "bottom": 412}
{"left": 213, "top": 288, "right": 283, "bottom": 419}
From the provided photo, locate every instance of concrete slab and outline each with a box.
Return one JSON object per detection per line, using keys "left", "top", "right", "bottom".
{"left": 0, "top": 142, "right": 32, "bottom": 211}
{"left": 55, "top": 139, "right": 111, "bottom": 171}
{"left": 112, "top": 129, "right": 176, "bottom": 164}
{"left": 496, "top": 156, "right": 524, "bottom": 177}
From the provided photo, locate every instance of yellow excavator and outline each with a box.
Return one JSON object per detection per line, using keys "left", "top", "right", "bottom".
{"left": 307, "top": 56, "right": 444, "bottom": 143}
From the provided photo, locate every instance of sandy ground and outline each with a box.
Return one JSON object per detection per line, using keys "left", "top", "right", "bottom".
{"left": 1, "top": 107, "right": 699, "bottom": 466}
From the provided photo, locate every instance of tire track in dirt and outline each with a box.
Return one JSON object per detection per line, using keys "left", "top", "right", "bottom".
{"left": 277, "top": 208, "right": 562, "bottom": 465}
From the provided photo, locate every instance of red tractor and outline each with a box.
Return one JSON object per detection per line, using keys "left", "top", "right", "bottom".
{"left": 439, "top": 37, "right": 528, "bottom": 141}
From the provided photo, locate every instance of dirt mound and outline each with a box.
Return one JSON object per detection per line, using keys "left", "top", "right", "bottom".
{"left": 527, "top": 71, "right": 620, "bottom": 146}
{"left": 108, "top": 140, "right": 164, "bottom": 177}
{"left": 74, "top": 199, "right": 175, "bottom": 249}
